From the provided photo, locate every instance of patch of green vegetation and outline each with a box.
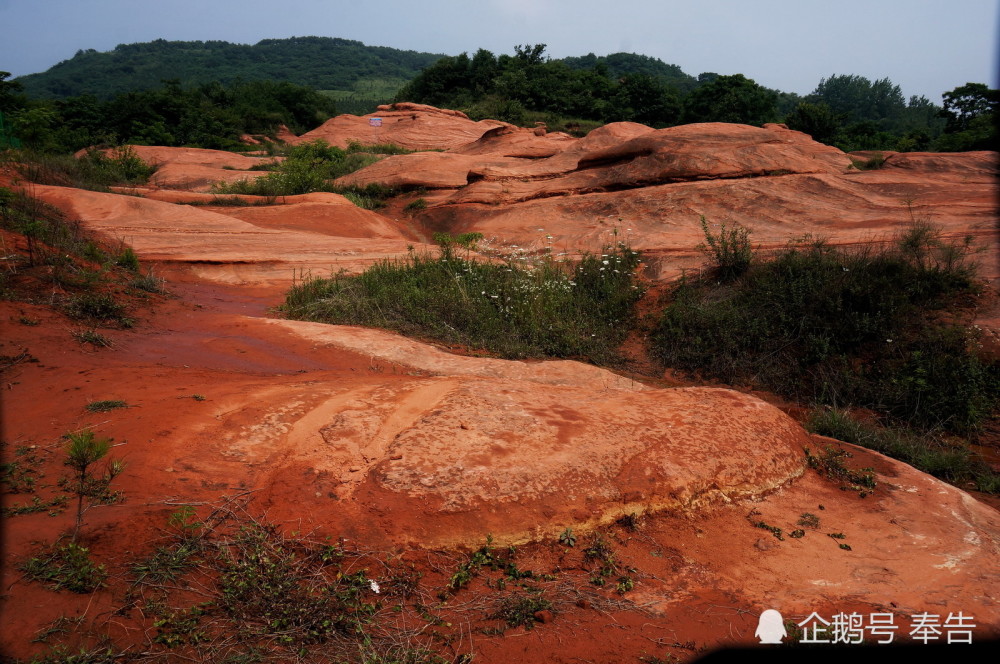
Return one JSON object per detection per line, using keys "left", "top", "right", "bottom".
{"left": 72, "top": 329, "right": 113, "bottom": 347}
{"left": 797, "top": 513, "right": 820, "bottom": 529}
{"left": 212, "top": 140, "right": 401, "bottom": 204}
{"left": 489, "top": 590, "right": 552, "bottom": 630}
{"left": 653, "top": 222, "right": 998, "bottom": 434}
{"left": 84, "top": 400, "right": 128, "bottom": 413}
{"left": 10, "top": 146, "right": 156, "bottom": 191}
{"left": 403, "top": 197, "right": 428, "bottom": 214}
{"left": 446, "top": 536, "right": 534, "bottom": 595}
{"left": 698, "top": 216, "right": 753, "bottom": 280}
{"left": 21, "top": 541, "right": 108, "bottom": 593}
{"left": 805, "top": 445, "right": 876, "bottom": 497}
{"left": 807, "top": 408, "right": 999, "bottom": 493}
{"left": 63, "top": 292, "right": 131, "bottom": 327}
{"left": 849, "top": 152, "right": 887, "bottom": 170}
{"left": 1, "top": 493, "right": 68, "bottom": 517}
{"left": 282, "top": 242, "right": 643, "bottom": 363}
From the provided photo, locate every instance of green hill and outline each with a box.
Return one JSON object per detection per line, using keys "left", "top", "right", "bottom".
{"left": 15, "top": 36, "right": 445, "bottom": 101}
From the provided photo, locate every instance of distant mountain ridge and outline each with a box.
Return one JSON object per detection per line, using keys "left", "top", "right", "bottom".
{"left": 15, "top": 36, "right": 447, "bottom": 99}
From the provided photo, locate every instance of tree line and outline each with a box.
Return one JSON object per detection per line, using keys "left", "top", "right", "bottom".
{"left": 0, "top": 75, "right": 337, "bottom": 152}
{"left": 2, "top": 42, "right": 996, "bottom": 154}
{"left": 396, "top": 45, "right": 998, "bottom": 152}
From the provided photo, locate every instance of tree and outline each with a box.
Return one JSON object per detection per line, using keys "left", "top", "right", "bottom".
{"left": 785, "top": 102, "right": 841, "bottom": 143}
{"left": 682, "top": 74, "right": 777, "bottom": 125}
{"left": 939, "top": 82, "right": 999, "bottom": 133}
{"left": 0, "top": 71, "right": 25, "bottom": 113}
{"left": 610, "top": 73, "right": 681, "bottom": 126}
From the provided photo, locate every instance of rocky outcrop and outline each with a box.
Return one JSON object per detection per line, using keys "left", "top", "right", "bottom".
{"left": 291, "top": 103, "right": 507, "bottom": 151}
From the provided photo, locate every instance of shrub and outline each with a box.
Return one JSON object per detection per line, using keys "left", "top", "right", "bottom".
{"left": 653, "top": 225, "right": 997, "bottom": 433}
{"left": 212, "top": 139, "right": 395, "bottom": 200}
{"left": 282, "top": 243, "right": 643, "bottom": 363}
{"left": 698, "top": 216, "right": 752, "bottom": 280}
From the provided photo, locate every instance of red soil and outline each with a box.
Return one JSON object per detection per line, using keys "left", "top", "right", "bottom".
{"left": 2, "top": 111, "right": 998, "bottom": 662}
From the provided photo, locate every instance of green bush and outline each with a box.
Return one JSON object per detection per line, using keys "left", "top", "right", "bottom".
{"left": 653, "top": 225, "right": 997, "bottom": 432}
{"left": 698, "top": 216, "right": 753, "bottom": 280}
{"left": 212, "top": 139, "right": 393, "bottom": 199}
{"left": 282, "top": 243, "right": 643, "bottom": 362}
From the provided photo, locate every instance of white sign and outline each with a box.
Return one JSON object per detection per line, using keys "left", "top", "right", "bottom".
{"left": 369, "top": 118, "right": 383, "bottom": 127}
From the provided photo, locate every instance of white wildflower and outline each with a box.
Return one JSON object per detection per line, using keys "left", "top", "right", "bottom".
{"left": 370, "top": 580, "right": 380, "bottom": 594}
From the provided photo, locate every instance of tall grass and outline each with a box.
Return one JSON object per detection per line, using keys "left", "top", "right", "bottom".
{"left": 7, "top": 145, "right": 156, "bottom": 191}
{"left": 653, "top": 223, "right": 998, "bottom": 433}
{"left": 282, "top": 243, "right": 643, "bottom": 362}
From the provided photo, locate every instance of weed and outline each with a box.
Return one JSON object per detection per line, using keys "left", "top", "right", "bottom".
{"left": 404, "top": 198, "right": 428, "bottom": 214}
{"left": 0, "top": 444, "right": 43, "bottom": 493}
{"left": 191, "top": 394, "right": 206, "bottom": 401}
{"left": 212, "top": 139, "right": 397, "bottom": 200}
{"left": 557, "top": 527, "right": 576, "bottom": 547}
{"left": 807, "top": 407, "right": 998, "bottom": 493}
{"left": 489, "top": 590, "right": 552, "bottom": 630}
{"left": 788, "top": 529, "right": 806, "bottom": 539}
{"left": 433, "top": 231, "right": 483, "bottom": 250}
{"left": 153, "top": 604, "right": 211, "bottom": 647}
{"left": 21, "top": 541, "right": 108, "bottom": 593}
{"left": 12, "top": 145, "right": 156, "bottom": 191}
{"left": 18, "top": 315, "right": 40, "bottom": 325}
{"left": 1, "top": 494, "right": 68, "bottom": 517}
{"left": 32, "top": 615, "right": 86, "bottom": 643}
{"left": 751, "top": 520, "right": 784, "bottom": 540}
{"left": 63, "top": 292, "right": 128, "bottom": 325}
{"left": 115, "top": 245, "right": 140, "bottom": 272}
{"left": 129, "top": 270, "right": 164, "bottom": 293}
{"left": 797, "top": 513, "right": 820, "bottom": 528}
{"left": 72, "top": 329, "right": 112, "bottom": 347}
{"left": 84, "top": 400, "right": 128, "bottom": 413}
{"left": 849, "top": 152, "right": 886, "bottom": 170}
{"left": 805, "top": 445, "right": 876, "bottom": 497}
{"left": 583, "top": 534, "right": 622, "bottom": 586}
{"left": 698, "top": 216, "right": 753, "bottom": 280}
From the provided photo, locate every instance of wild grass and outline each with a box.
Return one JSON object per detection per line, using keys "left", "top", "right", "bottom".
{"left": 282, "top": 242, "right": 643, "bottom": 363}
{"left": 808, "top": 408, "right": 999, "bottom": 493}
{"left": 7, "top": 145, "right": 156, "bottom": 191}
{"left": 653, "top": 222, "right": 998, "bottom": 434}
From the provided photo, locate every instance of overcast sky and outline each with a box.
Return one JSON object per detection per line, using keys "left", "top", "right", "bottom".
{"left": 1, "top": 0, "right": 996, "bottom": 102}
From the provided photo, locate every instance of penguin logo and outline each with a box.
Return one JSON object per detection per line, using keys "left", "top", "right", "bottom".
{"left": 755, "top": 609, "right": 787, "bottom": 644}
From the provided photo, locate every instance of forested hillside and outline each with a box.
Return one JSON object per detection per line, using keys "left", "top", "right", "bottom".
{"left": 15, "top": 37, "right": 445, "bottom": 102}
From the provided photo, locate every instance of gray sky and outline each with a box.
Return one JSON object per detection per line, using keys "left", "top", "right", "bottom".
{"left": 1, "top": 0, "right": 997, "bottom": 102}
